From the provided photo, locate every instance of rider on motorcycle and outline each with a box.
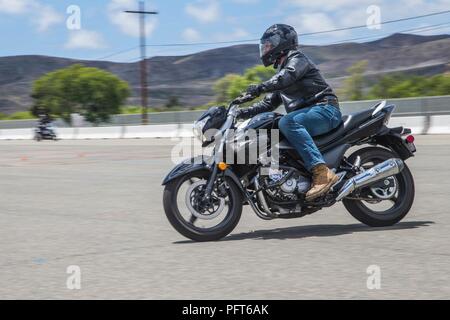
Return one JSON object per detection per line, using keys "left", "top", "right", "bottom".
{"left": 38, "top": 113, "right": 53, "bottom": 126}
{"left": 237, "top": 24, "right": 342, "bottom": 201}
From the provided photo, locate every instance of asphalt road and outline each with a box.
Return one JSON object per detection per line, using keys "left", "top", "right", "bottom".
{"left": 0, "top": 136, "right": 449, "bottom": 299}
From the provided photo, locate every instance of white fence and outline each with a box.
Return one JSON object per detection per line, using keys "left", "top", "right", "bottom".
{"left": 0, "top": 115, "right": 449, "bottom": 140}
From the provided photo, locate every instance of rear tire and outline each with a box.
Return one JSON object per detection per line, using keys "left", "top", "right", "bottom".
{"left": 343, "top": 147, "right": 415, "bottom": 227}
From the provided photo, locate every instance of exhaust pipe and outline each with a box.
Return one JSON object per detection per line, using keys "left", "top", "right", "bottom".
{"left": 336, "top": 158, "right": 404, "bottom": 201}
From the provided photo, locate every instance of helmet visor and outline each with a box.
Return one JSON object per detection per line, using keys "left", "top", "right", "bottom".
{"left": 259, "top": 34, "right": 281, "bottom": 58}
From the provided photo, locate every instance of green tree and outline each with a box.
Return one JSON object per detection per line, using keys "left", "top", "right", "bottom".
{"left": 31, "top": 64, "right": 130, "bottom": 125}
{"left": 213, "top": 74, "right": 241, "bottom": 104}
{"left": 367, "top": 73, "right": 450, "bottom": 99}
{"left": 213, "top": 65, "right": 276, "bottom": 104}
{"left": 340, "top": 60, "right": 368, "bottom": 101}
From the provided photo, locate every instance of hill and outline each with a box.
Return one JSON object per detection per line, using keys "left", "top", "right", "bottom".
{"left": 0, "top": 33, "right": 449, "bottom": 114}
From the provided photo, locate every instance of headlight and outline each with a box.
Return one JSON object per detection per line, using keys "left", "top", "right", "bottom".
{"left": 193, "top": 116, "right": 209, "bottom": 141}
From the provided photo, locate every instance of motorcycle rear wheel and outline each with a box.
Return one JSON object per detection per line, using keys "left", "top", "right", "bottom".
{"left": 343, "top": 147, "right": 415, "bottom": 227}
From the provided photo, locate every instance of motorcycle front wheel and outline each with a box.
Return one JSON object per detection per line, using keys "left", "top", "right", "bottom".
{"left": 163, "top": 170, "right": 242, "bottom": 241}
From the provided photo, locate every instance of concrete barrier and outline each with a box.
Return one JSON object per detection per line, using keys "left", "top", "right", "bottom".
{"left": 55, "top": 127, "right": 77, "bottom": 140}
{"left": 76, "top": 126, "right": 123, "bottom": 139}
{"left": 1, "top": 115, "right": 450, "bottom": 140}
{"left": 428, "top": 115, "right": 450, "bottom": 134}
{"left": 176, "top": 123, "right": 195, "bottom": 138}
{"left": 123, "top": 124, "right": 179, "bottom": 138}
{"left": 389, "top": 116, "right": 426, "bottom": 134}
{"left": 0, "top": 128, "right": 34, "bottom": 140}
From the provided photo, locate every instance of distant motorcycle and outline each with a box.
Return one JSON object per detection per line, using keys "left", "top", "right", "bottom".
{"left": 162, "top": 92, "right": 417, "bottom": 242}
{"left": 35, "top": 123, "right": 57, "bottom": 141}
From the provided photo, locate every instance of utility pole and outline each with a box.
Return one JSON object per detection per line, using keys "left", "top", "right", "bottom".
{"left": 125, "top": 1, "right": 158, "bottom": 125}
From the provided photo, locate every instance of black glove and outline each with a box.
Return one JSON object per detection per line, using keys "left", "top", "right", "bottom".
{"left": 236, "top": 108, "right": 251, "bottom": 120}
{"left": 246, "top": 84, "right": 264, "bottom": 97}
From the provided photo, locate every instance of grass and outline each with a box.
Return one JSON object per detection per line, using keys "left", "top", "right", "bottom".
{"left": 0, "top": 111, "right": 36, "bottom": 120}
{"left": 0, "top": 105, "right": 212, "bottom": 121}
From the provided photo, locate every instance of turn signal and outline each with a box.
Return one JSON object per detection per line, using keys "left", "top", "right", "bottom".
{"left": 217, "top": 162, "right": 228, "bottom": 171}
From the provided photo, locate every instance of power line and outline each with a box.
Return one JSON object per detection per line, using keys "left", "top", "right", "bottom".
{"left": 322, "top": 22, "right": 450, "bottom": 46}
{"left": 93, "top": 10, "right": 450, "bottom": 62}
{"left": 142, "top": 9, "right": 450, "bottom": 47}
{"left": 111, "top": 23, "right": 450, "bottom": 64}
{"left": 297, "top": 9, "right": 450, "bottom": 36}
{"left": 96, "top": 46, "right": 139, "bottom": 60}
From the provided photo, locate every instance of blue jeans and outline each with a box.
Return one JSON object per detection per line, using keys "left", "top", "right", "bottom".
{"left": 279, "top": 104, "right": 342, "bottom": 171}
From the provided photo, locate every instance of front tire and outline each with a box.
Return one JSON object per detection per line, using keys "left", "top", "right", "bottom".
{"left": 343, "top": 147, "right": 415, "bottom": 227}
{"left": 163, "top": 170, "right": 243, "bottom": 241}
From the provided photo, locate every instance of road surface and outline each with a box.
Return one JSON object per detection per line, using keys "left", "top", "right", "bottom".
{"left": 0, "top": 136, "right": 449, "bottom": 299}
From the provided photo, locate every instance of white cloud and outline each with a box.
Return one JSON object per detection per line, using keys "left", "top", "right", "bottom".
{"left": 65, "top": 30, "right": 107, "bottom": 50}
{"left": 231, "top": 0, "right": 260, "bottom": 3}
{"left": 0, "top": 0, "right": 63, "bottom": 32}
{"left": 214, "top": 28, "right": 249, "bottom": 42}
{"left": 108, "top": 0, "right": 158, "bottom": 37}
{"left": 186, "top": 0, "right": 220, "bottom": 23}
{"left": 284, "top": 0, "right": 374, "bottom": 11}
{"left": 0, "top": 0, "right": 29, "bottom": 14}
{"left": 34, "top": 5, "right": 63, "bottom": 32}
{"left": 182, "top": 28, "right": 202, "bottom": 42}
{"left": 286, "top": 12, "right": 337, "bottom": 34}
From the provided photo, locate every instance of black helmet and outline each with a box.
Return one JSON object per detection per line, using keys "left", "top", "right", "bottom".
{"left": 260, "top": 24, "right": 298, "bottom": 67}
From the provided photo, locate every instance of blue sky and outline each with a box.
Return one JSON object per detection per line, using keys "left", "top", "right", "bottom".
{"left": 0, "top": 0, "right": 449, "bottom": 62}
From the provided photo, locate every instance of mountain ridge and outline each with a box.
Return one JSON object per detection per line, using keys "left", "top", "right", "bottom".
{"left": 0, "top": 33, "right": 449, "bottom": 114}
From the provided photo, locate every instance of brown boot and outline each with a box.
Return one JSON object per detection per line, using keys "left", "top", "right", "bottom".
{"left": 305, "top": 164, "right": 339, "bottom": 201}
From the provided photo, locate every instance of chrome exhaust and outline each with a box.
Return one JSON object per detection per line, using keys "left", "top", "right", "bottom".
{"left": 336, "top": 158, "right": 404, "bottom": 201}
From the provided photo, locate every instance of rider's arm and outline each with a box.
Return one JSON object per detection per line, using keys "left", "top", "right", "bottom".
{"left": 261, "top": 53, "right": 310, "bottom": 92}
{"left": 237, "top": 93, "right": 281, "bottom": 119}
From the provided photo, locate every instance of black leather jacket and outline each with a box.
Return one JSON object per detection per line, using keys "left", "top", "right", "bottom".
{"left": 240, "top": 49, "right": 337, "bottom": 119}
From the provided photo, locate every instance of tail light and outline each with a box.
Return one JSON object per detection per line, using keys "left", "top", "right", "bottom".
{"left": 406, "top": 135, "right": 415, "bottom": 143}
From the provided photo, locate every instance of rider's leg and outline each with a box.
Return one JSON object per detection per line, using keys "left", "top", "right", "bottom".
{"left": 279, "top": 105, "right": 342, "bottom": 200}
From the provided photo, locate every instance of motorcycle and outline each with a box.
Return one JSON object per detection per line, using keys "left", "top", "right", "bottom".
{"left": 35, "top": 123, "right": 58, "bottom": 141}
{"left": 162, "top": 92, "right": 416, "bottom": 241}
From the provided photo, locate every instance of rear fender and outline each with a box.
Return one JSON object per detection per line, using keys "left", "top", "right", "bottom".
{"left": 372, "top": 126, "right": 415, "bottom": 160}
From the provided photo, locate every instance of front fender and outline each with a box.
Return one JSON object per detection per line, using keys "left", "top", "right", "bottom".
{"left": 162, "top": 156, "right": 212, "bottom": 185}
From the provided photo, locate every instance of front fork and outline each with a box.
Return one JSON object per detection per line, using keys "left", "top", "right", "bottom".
{"left": 204, "top": 128, "right": 229, "bottom": 201}
{"left": 204, "top": 165, "right": 219, "bottom": 201}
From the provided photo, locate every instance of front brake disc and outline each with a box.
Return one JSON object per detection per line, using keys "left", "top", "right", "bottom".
{"left": 185, "top": 180, "right": 225, "bottom": 220}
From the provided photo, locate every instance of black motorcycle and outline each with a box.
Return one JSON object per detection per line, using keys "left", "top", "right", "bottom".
{"left": 162, "top": 93, "right": 416, "bottom": 241}
{"left": 35, "top": 123, "right": 58, "bottom": 141}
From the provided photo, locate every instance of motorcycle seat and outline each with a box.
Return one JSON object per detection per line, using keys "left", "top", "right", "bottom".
{"left": 313, "top": 108, "right": 375, "bottom": 147}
